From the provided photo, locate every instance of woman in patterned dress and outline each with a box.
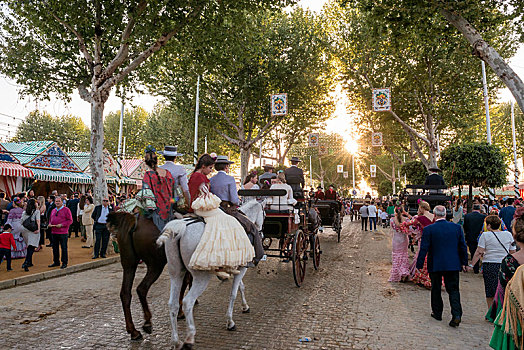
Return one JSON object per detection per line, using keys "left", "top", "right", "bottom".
{"left": 404, "top": 201, "right": 434, "bottom": 289}
{"left": 142, "top": 146, "right": 175, "bottom": 231}
{"left": 389, "top": 206, "right": 411, "bottom": 282}
{"left": 6, "top": 198, "right": 27, "bottom": 259}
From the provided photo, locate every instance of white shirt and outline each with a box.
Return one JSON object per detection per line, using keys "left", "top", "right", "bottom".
{"left": 478, "top": 230, "right": 515, "bottom": 263}
{"left": 268, "top": 183, "right": 296, "bottom": 210}
{"left": 380, "top": 211, "right": 388, "bottom": 220}
{"left": 359, "top": 205, "right": 368, "bottom": 218}
{"left": 98, "top": 205, "right": 109, "bottom": 224}
{"left": 160, "top": 161, "right": 189, "bottom": 194}
{"left": 367, "top": 205, "right": 377, "bottom": 217}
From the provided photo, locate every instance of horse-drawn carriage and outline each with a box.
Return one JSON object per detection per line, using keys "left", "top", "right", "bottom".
{"left": 403, "top": 185, "right": 452, "bottom": 219}
{"left": 238, "top": 189, "right": 321, "bottom": 287}
{"left": 311, "top": 199, "right": 343, "bottom": 242}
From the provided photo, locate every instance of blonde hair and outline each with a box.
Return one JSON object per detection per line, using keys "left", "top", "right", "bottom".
{"left": 37, "top": 196, "right": 46, "bottom": 213}
{"left": 419, "top": 200, "right": 430, "bottom": 212}
{"left": 277, "top": 172, "right": 286, "bottom": 183}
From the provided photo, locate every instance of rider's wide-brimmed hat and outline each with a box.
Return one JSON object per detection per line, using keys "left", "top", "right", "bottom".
{"left": 215, "top": 155, "right": 234, "bottom": 164}
{"left": 317, "top": 185, "right": 323, "bottom": 190}
{"left": 429, "top": 167, "right": 441, "bottom": 172}
{"left": 160, "top": 145, "right": 184, "bottom": 157}
{"left": 290, "top": 156, "right": 301, "bottom": 163}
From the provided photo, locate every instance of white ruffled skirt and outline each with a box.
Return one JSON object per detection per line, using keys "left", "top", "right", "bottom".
{"left": 188, "top": 193, "right": 254, "bottom": 270}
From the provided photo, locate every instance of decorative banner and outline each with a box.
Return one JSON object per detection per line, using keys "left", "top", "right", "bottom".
{"left": 343, "top": 171, "right": 349, "bottom": 178}
{"left": 319, "top": 144, "right": 327, "bottom": 155}
{"left": 371, "top": 171, "right": 376, "bottom": 178}
{"left": 370, "top": 164, "right": 376, "bottom": 172}
{"left": 371, "top": 132, "right": 383, "bottom": 147}
{"left": 372, "top": 88, "right": 391, "bottom": 112}
{"left": 337, "top": 165, "right": 344, "bottom": 173}
{"left": 271, "top": 93, "right": 288, "bottom": 116}
{"left": 308, "top": 133, "right": 319, "bottom": 147}
{"left": 352, "top": 189, "right": 358, "bottom": 196}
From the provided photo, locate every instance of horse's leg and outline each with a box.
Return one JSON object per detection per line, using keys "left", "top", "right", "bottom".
{"left": 239, "top": 279, "right": 250, "bottom": 313}
{"left": 120, "top": 263, "right": 142, "bottom": 340}
{"left": 167, "top": 268, "right": 185, "bottom": 347}
{"left": 177, "top": 271, "right": 192, "bottom": 319}
{"left": 136, "top": 262, "right": 164, "bottom": 334}
{"left": 226, "top": 267, "right": 248, "bottom": 331}
{"left": 182, "top": 271, "right": 211, "bottom": 348}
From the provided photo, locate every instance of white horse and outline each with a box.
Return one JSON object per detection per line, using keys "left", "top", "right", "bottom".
{"left": 156, "top": 200, "right": 265, "bottom": 349}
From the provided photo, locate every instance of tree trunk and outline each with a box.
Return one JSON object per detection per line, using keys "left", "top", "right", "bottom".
{"left": 90, "top": 100, "right": 108, "bottom": 205}
{"left": 240, "top": 147, "right": 250, "bottom": 183}
{"left": 467, "top": 183, "right": 473, "bottom": 213}
{"left": 391, "top": 160, "right": 396, "bottom": 194}
{"left": 440, "top": 7, "right": 524, "bottom": 114}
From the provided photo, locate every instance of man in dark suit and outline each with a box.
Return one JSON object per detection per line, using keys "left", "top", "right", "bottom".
{"left": 284, "top": 156, "right": 305, "bottom": 199}
{"left": 425, "top": 167, "right": 446, "bottom": 186}
{"left": 91, "top": 198, "right": 114, "bottom": 259}
{"left": 417, "top": 205, "right": 468, "bottom": 328}
{"left": 66, "top": 193, "right": 80, "bottom": 237}
{"left": 463, "top": 204, "right": 486, "bottom": 273}
{"left": 258, "top": 164, "right": 276, "bottom": 188}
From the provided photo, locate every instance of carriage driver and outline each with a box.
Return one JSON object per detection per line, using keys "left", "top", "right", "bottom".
{"left": 209, "top": 155, "right": 264, "bottom": 265}
{"left": 284, "top": 156, "right": 305, "bottom": 199}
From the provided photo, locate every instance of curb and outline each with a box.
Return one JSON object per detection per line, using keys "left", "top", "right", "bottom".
{"left": 0, "top": 256, "right": 120, "bottom": 291}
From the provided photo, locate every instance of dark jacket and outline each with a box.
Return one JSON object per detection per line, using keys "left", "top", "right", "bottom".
{"left": 285, "top": 166, "right": 305, "bottom": 198}
{"left": 66, "top": 198, "right": 80, "bottom": 217}
{"left": 424, "top": 173, "right": 446, "bottom": 186}
{"left": 91, "top": 204, "right": 114, "bottom": 225}
{"left": 417, "top": 219, "right": 468, "bottom": 272}
{"left": 463, "top": 211, "right": 487, "bottom": 243}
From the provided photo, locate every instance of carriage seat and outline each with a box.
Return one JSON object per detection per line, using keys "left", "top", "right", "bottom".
{"left": 265, "top": 208, "right": 293, "bottom": 215}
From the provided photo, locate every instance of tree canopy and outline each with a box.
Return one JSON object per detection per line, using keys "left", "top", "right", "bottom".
{"left": 12, "top": 110, "right": 90, "bottom": 151}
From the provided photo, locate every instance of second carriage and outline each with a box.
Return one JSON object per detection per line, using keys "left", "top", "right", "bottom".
{"left": 238, "top": 189, "right": 322, "bottom": 287}
{"left": 311, "top": 199, "right": 343, "bottom": 243}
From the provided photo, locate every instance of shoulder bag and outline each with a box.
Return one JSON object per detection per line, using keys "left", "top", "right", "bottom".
{"left": 22, "top": 210, "right": 38, "bottom": 232}
{"left": 491, "top": 231, "right": 509, "bottom": 255}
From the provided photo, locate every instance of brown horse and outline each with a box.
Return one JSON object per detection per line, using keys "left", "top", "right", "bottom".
{"left": 106, "top": 212, "right": 164, "bottom": 340}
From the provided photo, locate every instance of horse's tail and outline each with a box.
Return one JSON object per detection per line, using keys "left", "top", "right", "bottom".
{"left": 156, "top": 219, "right": 187, "bottom": 247}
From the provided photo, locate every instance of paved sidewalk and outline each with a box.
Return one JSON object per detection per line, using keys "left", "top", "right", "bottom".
{"left": 0, "top": 221, "right": 494, "bottom": 349}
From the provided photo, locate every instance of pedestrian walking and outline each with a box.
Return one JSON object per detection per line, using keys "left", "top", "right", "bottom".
{"left": 82, "top": 196, "right": 95, "bottom": 249}
{"left": 468, "top": 215, "right": 515, "bottom": 308}
{"left": 360, "top": 202, "right": 369, "bottom": 231}
{"left": 463, "top": 204, "right": 487, "bottom": 273}
{"left": 367, "top": 201, "right": 378, "bottom": 231}
{"left": 77, "top": 194, "right": 86, "bottom": 242}
{"left": 20, "top": 198, "right": 40, "bottom": 272}
{"left": 48, "top": 196, "right": 73, "bottom": 269}
{"left": 452, "top": 199, "right": 464, "bottom": 226}
{"left": 6, "top": 198, "right": 26, "bottom": 259}
{"left": 499, "top": 198, "right": 516, "bottom": 231}
{"left": 389, "top": 207, "right": 410, "bottom": 282}
{"left": 0, "top": 224, "right": 15, "bottom": 271}
{"left": 417, "top": 205, "right": 468, "bottom": 327}
{"left": 91, "top": 198, "right": 114, "bottom": 259}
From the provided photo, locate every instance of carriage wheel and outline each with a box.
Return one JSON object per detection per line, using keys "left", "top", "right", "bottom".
{"left": 312, "top": 234, "right": 321, "bottom": 270}
{"left": 335, "top": 213, "right": 342, "bottom": 243}
{"left": 292, "top": 230, "right": 307, "bottom": 287}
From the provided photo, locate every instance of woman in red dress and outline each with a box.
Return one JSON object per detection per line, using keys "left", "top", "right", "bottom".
{"left": 142, "top": 146, "right": 175, "bottom": 230}
{"left": 404, "top": 200, "right": 435, "bottom": 288}
{"left": 188, "top": 154, "right": 215, "bottom": 212}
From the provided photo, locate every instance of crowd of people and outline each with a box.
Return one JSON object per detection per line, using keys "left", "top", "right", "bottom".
{"left": 0, "top": 189, "right": 128, "bottom": 272}
{"left": 378, "top": 194, "right": 524, "bottom": 348}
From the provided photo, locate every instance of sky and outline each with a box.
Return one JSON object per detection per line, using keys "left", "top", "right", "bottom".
{"left": 0, "top": 0, "right": 522, "bottom": 141}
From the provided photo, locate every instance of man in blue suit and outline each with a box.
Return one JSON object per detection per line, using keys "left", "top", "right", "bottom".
{"left": 209, "top": 155, "right": 240, "bottom": 206}
{"left": 417, "top": 205, "right": 468, "bottom": 328}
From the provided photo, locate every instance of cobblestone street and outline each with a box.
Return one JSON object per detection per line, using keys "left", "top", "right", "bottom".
{"left": 0, "top": 220, "right": 493, "bottom": 349}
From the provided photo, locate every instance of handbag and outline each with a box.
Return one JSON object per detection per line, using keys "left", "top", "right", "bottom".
{"left": 22, "top": 211, "right": 38, "bottom": 232}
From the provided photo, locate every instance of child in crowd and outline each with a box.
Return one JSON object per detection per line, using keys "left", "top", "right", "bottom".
{"left": 0, "top": 224, "right": 15, "bottom": 271}
{"left": 380, "top": 209, "right": 389, "bottom": 228}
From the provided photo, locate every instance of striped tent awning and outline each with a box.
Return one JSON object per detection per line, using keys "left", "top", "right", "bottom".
{"left": 106, "top": 175, "right": 137, "bottom": 185}
{"left": 0, "top": 162, "right": 34, "bottom": 178}
{"left": 30, "top": 168, "right": 92, "bottom": 184}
